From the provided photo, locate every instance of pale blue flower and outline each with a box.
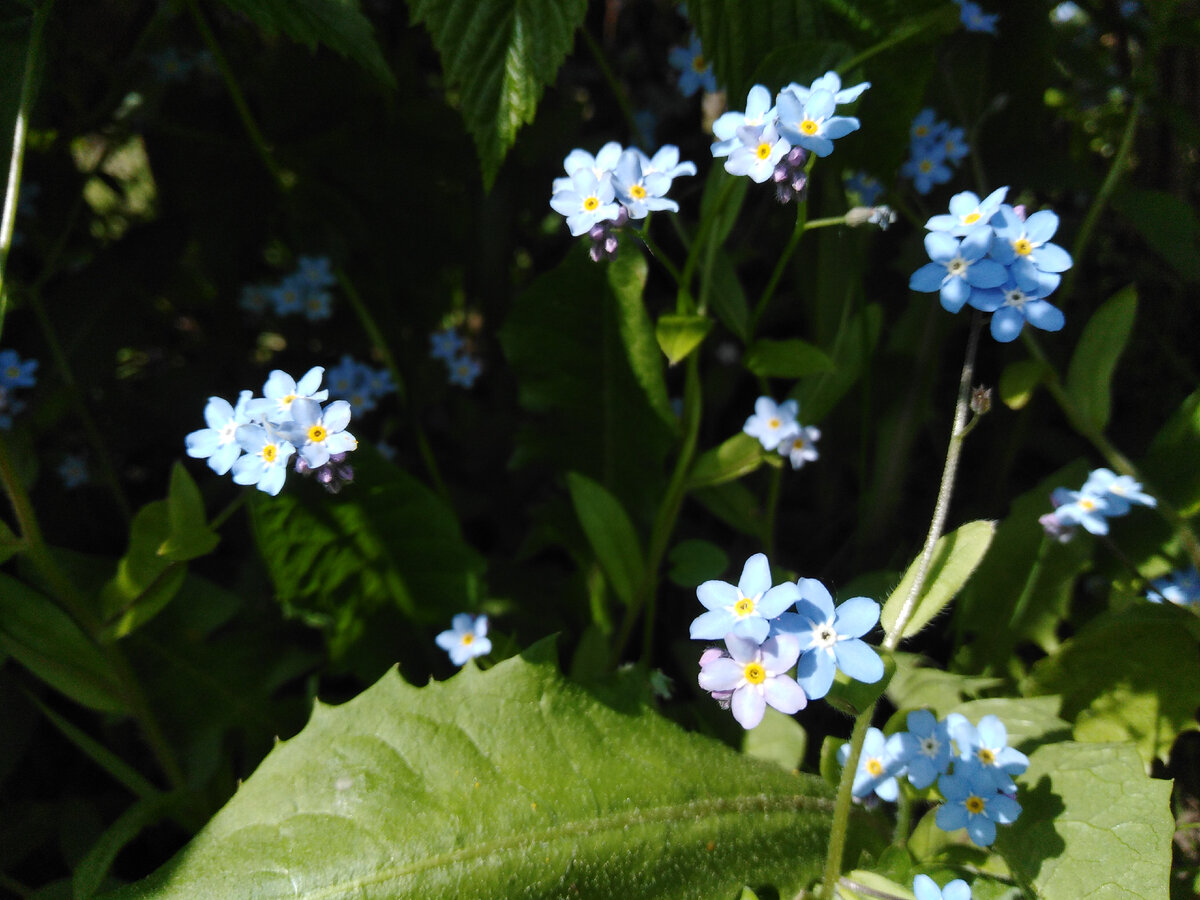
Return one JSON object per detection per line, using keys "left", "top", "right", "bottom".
{"left": 837, "top": 727, "right": 913, "bottom": 801}
{"left": 936, "top": 760, "right": 1021, "bottom": 846}
{"left": 247, "top": 367, "right": 329, "bottom": 424}
{"left": 185, "top": 391, "right": 253, "bottom": 475}
{"left": 447, "top": 354, "right": 481, "bottom": 388}
{"left": 782, "top": 71, "right": 871, "bottom": 106}
{"left": 690, "top": 552, "right": 801, "bottom": 644}
{"left": 1080, "top": 468, "right": 1156, "bottom": 514}
{"left": 723, "top": 121, "right": 792, "bottom": 183}
{"left": 776, "top": 88, "right": 861, "bottom": 158}
{"left": 668, "top": 33, "right": 717, "bottom": 97}
{"left": 905, "top": 709, "right": 953, "bottom": 789}
{"left": 296, "top": 255, "right": 335, "bottom": 290}
{"left": 778, "top": 425, "right": 820, "bottom": 470}
{"left": 0, "top": 350, "right": 38, "bottom": 389}
{"left": 550, "top": 169, "right": 622, "bottom": 237}
{"left": 910, "top": 108, "right": 947, "bottom": 144}
{"left": 711, "top": 85, "right": 777, "bottom": 158}
{"left": 1148, "top": 567, "right": 1200, "bottom": 607}
{"left": 970, "top": 274, "right": 1065, "bottom": 342}
{"left": 231, "top": 425, "right": 295, "bottom": 496}
{"left": 613, "top": 147, "right": 691, "bottom": 218}
{"left": 743, "top": 396, "right": 800, "bottom": 451}
{"left": 554, "top": 142, "right": 623, "bottom": 194}
{"left": 1051, "top": 486, "right": 1113, "bottom": 535}
{"left": 775, "top": 579, "right": 884, "bottom": 700}
{"left": 436, "top": 613, "right": 492, "bottom": 665}
{"left": 925, "top": 187, "right": 1008, "bottom": 236}
{"left": 989, "top": 205, "right": 1073, "bottom": 293}
{"left": 270, "top": 275, "right": 307, "bottom": 316}
{"left": 285, "top": 398, "right": 356, "bottom": 469}
{"left": 909, "top": 229, "right": 1008, "bottom": 313}
{"left": 941, "top": 126, "right": 970, "bottom": 164}
{"left": 301, "top": 290, "right": 334, "bottom": 322}
{"left": 698, "top": 632, "right": 806, "bottom": 729}
{"left": 946, "top": 713, "right": 1029, "bottom": 790}
{"left": 913, "top": 874, "right": 971, "bottom": 900}
{"left": 430, "top": 327, "right": 465, "bottom": 362}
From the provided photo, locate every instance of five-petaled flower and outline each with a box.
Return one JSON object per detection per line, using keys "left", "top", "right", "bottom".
{"left": 436, "top": 614, "right": 492, "bottom": 665}
{"left": 697, "top": 632, "right": 807, "bottom": 729}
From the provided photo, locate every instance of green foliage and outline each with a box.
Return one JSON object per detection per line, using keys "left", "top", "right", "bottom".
{"left": 1023, "top": 603, "right": 1200, "bottom": 766}
{"left": 666, "top": 538, "right": 729, "bottom": 589}
{"left": 1065, "top": 285, "right": 1137, "bottom": 435}
{"left": 1142, "top": 386, "right": 1200, "bottom": 516}
{"left": 996, "top": 742, "right": 1174, "bottom": 900}
{"left": 1112, "top": 189, "right": 1200, "bottom": 282}
{"left": 794, "top": 303, "right": 882, "bottom": 424}
{"left": 105, "top": 642, "right": 860, "bottom": 900}
{"left": 608, "top": 249, "right": 676, "bottom": 428}
{"left": 249, "top": 447, "right": 485, "bottom": 654}
{"left": 688, "top": 433, "right": 766, "bottom": 490}
{"left": 216, "top": 0, "right": 395, "bottom": 88}
{"left": 656, "top": 313, "right": 713, "bottom": 366}
{"left": 998, "top": 359, "right": 1049, "bottom": 411}
{"left": 567, "top": 471, "right": 645, "bottom": 608}
{"left": 743, "top": 338, "right": 835, "bottom": 379}
{"left": 407, "top": 0, "right": 588, "bottom": 188}
{"left": 743, "top": 707, "right": 807, "bottom": 772}
{"left": 885, "top": 653, "right": 1003, "bottom": 717}
{"left": 881, "top": 520, "right": 995, "bottom": 643}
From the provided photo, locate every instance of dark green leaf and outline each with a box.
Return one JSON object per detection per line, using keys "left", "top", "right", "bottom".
{"left": 1065, "top": 285, "right": 1137, "bottom": 434}
{"left": 161, "top": 462, "right": 219, "bottom": 561}
{"left": 997, "top": 358, "right": 1049, "bottom": 411}
{"left": 216, "top": 0, "right": 395, "bottom": 88}
{"left": 743, "top": 338, "right": 835, "bottom": 379}
{"left": 105, "top": 642, "right": 870, "bottom": 900}
{"left": 692, "top": 481, "right": 766, "bottom": 541}
{"left": 100, "top": 500, "right": 188, "bottom": 641}
{"left": 1141, "top": 386, "right": 1200, "bottom": 517}
{"left": 407, "top": 0, "right": 588, "bottom": 188}
{"left": 607, "top": 249, "right": 675, "bottom": 428}
{"left": 697, "top": 166, "right": 749, "bottom": 252}
{"left": 995, "top": 742, "right": 1173, "bottom": 900}
{"left": 707, "top": 249, "right": 750, "bottom": 343}
{"left": 795, "top": 303, "right": 882, "bottom": 424}
{"left": 656, "top": 313, "right": 713, "bottom": 366}
{"left": 666, "top": 539, "right": 729, "bottom": 589}
{"left": 566, "top": 471, "right": 645, "bottom": 608}
{"left": 0, "top": 516, "right": 18, "bottom": 565}
{"left": 1112, "top": 188, "right": 1200, "bottom": 281}
{"left": 0, "top": 573, "right": 126, "bottom": 713}
{"left": 75, "top": 794, "right": 171, "bottom": 900}
{"left": 687, "top": 433, "right": 765, "bottom": 489}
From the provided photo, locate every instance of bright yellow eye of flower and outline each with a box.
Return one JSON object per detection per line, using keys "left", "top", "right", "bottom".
{"left": 965, "top": 795, "right": 986, "bottom": 815}
{"left": 262, "top": 444, "right": 277, "bottom": 462}
{"left": 734, "top": 596, "right": 755, "bottom": 616}
{"left": 583, "top": 196, "right": 600, "bottom": 212}
{"left": 1079, "top": 498, "right": 1096, "bottom": 511}
{"left": 914, "top": 125, "right": 929, "bottom": 137}
{"left": 756, "top": 142, "right": 772, "bottom": 160}
{"left": 462, "top": 633, "right": 474, "bottom": 646}
{"left": 691, "top": 55, "right": 707, "bottom": 73}
{"left": 962, "top": 211, "right": 981, "bottom": 225}
{"left": 1013, "top": 238, "right": 1033, "bottom": 256}
{"left": 743, "top": 663, "right": 766, "bottom": 684}
{"left": 800, "top": 119, "right": 819, "bottom": 136}
{"left": 768, "top": 417, "right": 780, "bottom": 429}
{"left": 919, "top": 160, "right": 933, "bottom": 173}
{"left": 308, "top": 425, "right": 328, "bottom": 443}
{"left": 630, "top": 184, "right": 647, "bottom": 199}
{"left": 866, "top": 758, "right": 884, "bottom": 776}
{"left": 977, "top": 747, "right": 996, "bottom": 766}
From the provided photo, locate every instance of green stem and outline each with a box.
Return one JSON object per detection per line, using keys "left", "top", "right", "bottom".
{"left": 579, "top": 28, "right": 644, "bottom": 146}
{"left": 821, "top": 708, "right": 875, "bottom": 899}
{"left": 186, "top": 0, "right": 289, "bottom": 192}
{"left": 837, "top": 8, "right": 954, "bottom": 74}
{"left": 750, "top": 192, "right": 809, "bottom": 334}
{"left": 764, "top": 465, "right": 783, "bottom": 560}
{"left": 803, "top": 216, "right": 849, "bottom": 230}
{"left": 635, "top": 229, "right": 685, "bottom": 288}
{"left": 679, "top": 176, "right": 739, "bottom": 314}
{"left": 0, "top": 0, "right": 53, "bottom": 342}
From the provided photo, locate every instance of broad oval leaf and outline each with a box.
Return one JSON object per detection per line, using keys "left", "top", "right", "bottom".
{"left": 607, "top": 249, "right": 676, "bottom": 428}
{"left": 687, "top": 433, "right": 765, "bottom": 490}
{"left": 997, "top": 358, "right": 1048, "bottom": 411}
{"left": 1065, "top": 285, "right": 1137, "bottom": 434}
{"left": 105, "top": 642, "right": 868, "bottom": 900}
{"left": 881, "top": 520, "right": 995, "bottom": 642}
{"left": 566, "top": 471, "right": 645, "bottom": 608}
{"left": 743, "top": 339, "right": 835, "bottom": 379}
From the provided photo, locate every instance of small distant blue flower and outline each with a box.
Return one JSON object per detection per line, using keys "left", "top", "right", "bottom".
{"left": 909, "top": 229, "right": 1008, "bottom": 313}
{"left": 185, "top": 391, "right": 253, "bottom": 475}
{"left": 1051, "top": 485, "right": 1113, "bottom": 535}
{"left": 668, "top": 33, "right": 717, "bottom": 97}
{"left": 285, "top": 398, "right": 357, "bottom": 469}
{"left": 970, "top": 275, "right": 1065, "bottom": 342}
{"left": 925, "top": 187, "right": 1009, "bottom": 236}
{"left": 270, "top": 277, "right": 307, "bottom": 316}
{"left": 690, "top": 552, "right": 801, "bottom": 644}
{"left": 1080, "top": 468, "right": 1156, "bottom": 514}
{"left": 149, "top": 48, "right": 193, "bottom": 83}
{"left": 775, "top": 579, "right": 884, "bottom": 700}
{"left": 837, "top": 727, "right": 913, "bottom": 802}
{"left": 743, "top": 396, "right": 800, "bottom": 451}
{"left": 946, "top": 713, "right": 1029, "bottom": 789}
{"left": 777, "top": 425, "right": 820, "bottom": 470}
{"left": 301, "top": 290, "right": 334, "bottom": 322}
{"left": 959, "top": 1, "right": 999, "bottom": 34}
{"left": 231, "top": 425, "right": 295, "bottom": 496}
{"left": 549, "top": 169, "right": 622, "bottom": 237}
{"left": 295, "top": 255, "right": 335, "bottom": 290}
{"left": 447, "top": 354, "right": 481, "bottom": 388}
{"left": 430, "top": 327, "right": 465, "bottom": 363}
{"left": 327, "top": 354, "right": 367, "bottom": 397}
{"left": 905, "top": 709, "right": 953, "bottom": 789}
{"left": 1148, "top": 567, "right": 1200, "bottom": 607}
{"left": 913, "top": 874, "right": 971, "bottom": 900}
{"left": 436, "top": 613, "right": 492, "bottom": 665}
{"left": 57, "top": 454, "right": 89, "bottom": 489}
{"left": 776, "top": 89, "right": 861, "bottom": 158}
{"left": 723, "top": 121, "right": 792, "bottom": 183}
{"left": 941, "top": 126, "right": 970, "bottom": 164}
{"left": 910, "top": 108, "right": 947, "bottom": 144}
{"left": 698, "top": 632, "right": 806, "bottom": 729}
{"left": 0, "top": 349, "right": 38, "bottom": 389}
{"left": 902, "top": 140, "right": 952, "bottom": 195}
{"left": 239, "top": 283, "right": 272, "bottom": 314}
{"left": 844, "top": 171, "right": 884, "bottom": 207}
{"left": 711, "top": 85, "right": 777, "bottom": 158}
{"left": 936, "top": 760, "right": 1022, "bottom": 846}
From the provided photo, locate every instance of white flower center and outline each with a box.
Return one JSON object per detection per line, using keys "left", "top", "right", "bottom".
{"left": 1004, "top": 289, "right": 1027, "bottom": 307}
{"left": 812, "top": 621, "right": 839, "bottom": 650}
{"left": 946, "top": 256, "right": 969, "bottom": 277}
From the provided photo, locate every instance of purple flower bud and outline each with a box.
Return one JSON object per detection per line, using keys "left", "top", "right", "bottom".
{"left": 1039, "top": 512, "right": 1076, "bottom": 543}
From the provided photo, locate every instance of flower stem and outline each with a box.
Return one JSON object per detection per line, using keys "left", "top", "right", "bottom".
{"left": 820, "top": 707, "right": 875, "bottom": 899}
{"left": 750, "top": 167, "right": 814, "bottom": 334}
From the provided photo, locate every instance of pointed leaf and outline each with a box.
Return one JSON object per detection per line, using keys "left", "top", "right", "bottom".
{"left": 407, "top": 0, "right": 588, "bottom": 188}
{"left": 566, "top": 471, "right": 645, "bottom": 608}
{"left": 795, "top": 303, "right": 883, "bottom": 425}
{"left": 1141, "top": 386, "right": 1200, "bottom": 516}
{"left": 666, "top": 539, "right": 729, "bottom": 589}
{"left": 100, "top": 500, "right": 188, "bottom": 641}
{"left": 656, "top": 313, "right": 713, "bottom": 366}
{"left": 995, "top": 742, "right": 1173, "bottom": 900}
{"left": 998, "top": 358, "right": 1049, "bottom": 411}
{"left": 1065, "top": 285, "right": 1137, "bottom": 434}
{"left": 607, "top": 248, "right": 675, "bottom": 428}
{"left": 161, "top": 462, "right": 219, "bottom": 561}
{"left": 687, "top": 433, "right": 765, "bottom": 489}
{"left": 105, "top": 642, "right": 871, "bottom": 900}
{"left": 215, "top": 0, "right": 394, "bottom": 88}
{"left": 743, "top": 339, "right": 835, "bottom": 379}
{"left": 881, "top": 520, "right": 995, "bottom": 642}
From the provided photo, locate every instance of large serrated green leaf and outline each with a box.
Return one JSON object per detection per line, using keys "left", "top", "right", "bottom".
{"left": 1065, "top": 286, "right": 1137, "bottom": 434}
{"left": 607, "top": 249, "right": 675, "bottom": 428}
{"left": 881, "top": 520, "right": 995, "bottom": 643}
{"left": 995, "top": 742, "right": 1173, "bottom": 900}
{"left": 407, "top": 0, "right": 587, "bottom": 189}
{"left": 566, "top": 471, "right": 645, "bottom": 608}
{"left": 105, "top": 642, "right": 867, "bottom": 899}
{"left": 216, "top": 0, "right": 394, "bottom": 88}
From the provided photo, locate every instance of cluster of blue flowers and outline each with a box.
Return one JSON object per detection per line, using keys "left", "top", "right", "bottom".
{"left": 549, "top": 143, "right": 696, "bottom": 260}
{"left": 436, "top": 613, "right": 492, "bottom": 666}
{"left": 429, "top": 327, "right": 481, "bottom": 388}
{"left": 185, "top": 366, "right": 357, "bottom": 495}
{"left": 910, "top": 187, "right": 1074, "bottom": 342}
{"left": 0, "top": 349, "right": 38, "bottom": 429}
{"left": 1147, "top": 567, "right": 1200, "bottom": 608}
{"left": 742, "top": 396, "right": 821, "bottom": 470}
{"left": 1040, "top": 467, "right": 1156, "bottom": 540}
{"left": 326, "top": 354, "right": 395, "bottom": 414}
{"left": 239, "top": 256, "right": 337, "bottom": 322}
{"left": 692, "top": 553, "right": 883, "bottom": 730}
{"left": 901, "top": 109, "right": 968, "bottom": 196}
{"left": 712, "top": 75, "right": 867, "bottom": 202}
{"left": 840, "top": 711, "right": 1025, "bottom": 846}
{"left": 667, "top": 33, "right": 717, "bottom": 97}
{"left": 954, "top": 0, "right": 999, "bottom": 34}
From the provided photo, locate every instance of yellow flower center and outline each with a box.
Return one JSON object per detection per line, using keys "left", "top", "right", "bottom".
{"left": 583, "top": 196, "right": 600, "bottom": 212}
{"left": 308, "top": 424, "right": 328, "bottom": 443}
{"left": 1079, "top": 498, "right": 1096, "bottom": 511}
{"left": 462, "top": 633, "right": 474, "bottom": 646}
{"left": 962, "top": 211, "right": 981, "bottom": 225}
{"left": 1013, "top": 237, "right": 1033, "bottom": 256}
{"left": 281, "top": 393, "right": 296, "bottom": 408}
{"left": 743, "top": 662, "right": 766, "bottom": 684}
{"left": 914, "top": 125, "right": 929, "bottom": 137}
{"left": 768, "top": 417, "right": 780, "bottom": 429}
{"left": 630, "top": 184, "right": 647, "bottom": 199}
{"left": 800, "top": 119, "right": 819, "bottom": 136}
{"left": 866, "top": 758, "right": 884, "bottom": 776}
{"left": 734, "top": 596, "right": 756, "bottom": 617}
{"left": 756, "top": 142, "right": 772, "bottom": 160}
{"left": 920, "top": 160, "right": 933, "bottom": 173}
{"left": 965, "top": 795, "right": 986, "bottom": 815}
{"left": 977, "top": 747, "right": 996, "bottom": 766}
{"left": 262, "top": 444, "right": 277, "bottom": 462}
{"left": 691, "top": 55, "right": 707, "bottom": 73}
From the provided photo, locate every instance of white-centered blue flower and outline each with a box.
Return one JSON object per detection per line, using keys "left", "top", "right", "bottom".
{"left": 613, "top": 148, "right": 688, "bottom": 219}
{"left": 185, "top": 390, "right": 253, "bottom": 475}
{"left": 936, "top": 760, "right": 1022, "bottom": 846}
{"left": 285, "top": 398, "right": 356, "bottom": 469}
{"left": 550, "top": 169, "right": 622, "bottom": 237}
{"left": 775, "top": 579, "right": 884, "bottom": 700}
{"left": 554, "top": 142, "right": 623, "bottom": 194}
{"left": 914, "top": 874, "right": 972, "bottom": 900}
{"left": 723, "top": 121, "right": 792, "bottom": 183}
{"left": 248, "top": 367, "right": 329, "bottom": 424}
{"left": 1051, "top": 485, "right": 1114, "bottom": 535}
{"left": 837, "top": 726, "right": 913, "bottom": 801}
{"left": 925, "top": 187, "right": 1009, "bottom": 236}
{"left": 231, "top": 425, "right": 295, "bottom": 496}
{"left": 743, "top": 396, "right": 800, "bottom": 451}
{"left": 689, "top": 552, "right": 801, "bottom": 644}
{"left": 970, "top": 275, "right": 1065, "bottom": 342}
{"left": 909, "top": 229, "right": 1008, "bottom": 313}
{"left": 775, "top": 88, "right": 861, "bottom": 158}
{"left": 778, "top": 425, "right": 821, "bottom": 470}
{"left": 904, "top": 709, "right": 953, "bottom": 789}
{"left": 711, "top": 85, "right": 777, "bottom": 158}
{"left": 436, "top": 613, "right": 492, "bottom": 665}
{"left": 697, "top": 632, "right": 806, "bottom": 729}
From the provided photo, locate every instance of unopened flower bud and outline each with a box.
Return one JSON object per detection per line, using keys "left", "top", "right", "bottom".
{"left": 970, "top": 385, "right": 993, "bottom": 415}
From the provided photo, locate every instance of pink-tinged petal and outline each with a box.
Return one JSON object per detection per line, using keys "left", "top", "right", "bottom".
{"left": 698, "top": 658, "right": 744, "bottom": 693}
{"left": 696, "top": 579, "right": 738, "bottom": 611}
{"left": 763, "top": 675, "right": 806, "bottom": 714}
{"left": 761, "top": 633, "right": 800, "bottom": 672}
{"left": 731, "top": 685, "right": 766, "bottom": 729}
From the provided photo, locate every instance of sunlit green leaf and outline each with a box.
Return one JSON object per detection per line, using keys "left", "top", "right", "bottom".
{"left": 997, "top": 358, "right": 1049, "bottom": 411}
{"left": 1065, "top": 285, "right": 1137, "bottom": 434}
{"left": 743, "top": 707, "right": 806, "bottom": 773}
{"left": 566, "top": 471, "right": 645, "bottom": 608}
{"left": 407, "top": 0, "right": 587, "bottom": 188}
{"left": 105, "top": 642, "right": 870, "bottom": 900}
{"left": 656, "top": 313, "right": 713, "bottom": 366}
{"left": 945, "top": 697, "right": 1071, "bottom": 754}
{"left": 688, "top": 433, "right": 765, "bottom": 490}
{"left": 885, "top": 653, "right": 1003, "bottom": 717}
{"left": 160, "top": 462, "right": 219, "bottom": 561}
{"left": 608, "top": 248, "right": 675, "bottom": 428}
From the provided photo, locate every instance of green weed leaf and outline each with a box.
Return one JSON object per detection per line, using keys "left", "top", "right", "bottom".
{"left": 743, "top": 339, "right": 835, "bottom": 379}
{"left": 1065, "top": 285, "right": 1137, "bottom": 434}
{"left": 608, "top": 249, "right": 675, "bottom": 428}
{"left": 656, "top": 313, "right": 713, "bottom": 366}
{"left": 567, "top": 471, "right": 645, "bottom": 608}
{"left": 687, "top": 433, "right": 765, "bottom": 489}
